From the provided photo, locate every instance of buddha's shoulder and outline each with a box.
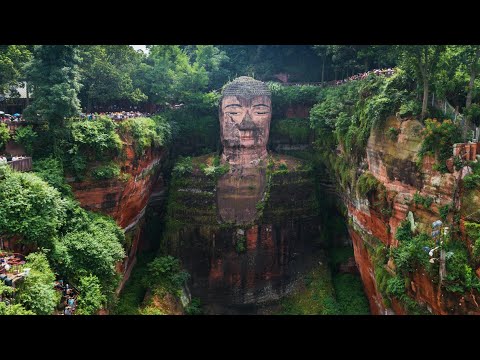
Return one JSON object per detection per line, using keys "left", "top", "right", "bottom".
{"left": 268, "top": 153, "right": 308, "bottom": 170}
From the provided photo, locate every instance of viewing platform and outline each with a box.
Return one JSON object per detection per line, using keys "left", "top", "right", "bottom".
{"left": 6, "top": 157, "right": 32, "bottom": 172}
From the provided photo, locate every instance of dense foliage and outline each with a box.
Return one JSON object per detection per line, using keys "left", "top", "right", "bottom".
{"left": 13, "top": 125, "right": 37, "bottom": 155}
{"left": 33, "top": 157, "right": 72, "bottom": 196}
{"left": 0, "top": 164, "right": 67, "bottom": 248}
{"left": 119, "top": 116, "right": 171, "bottom": 156}
{"left": 418, "top": 119, "right": 462, "bottom": 173}
{"left": 144, "top": 256, "right": 190, "bottom": 294}
{"left": 0, "top": 45, "right": 32, "bottom": 94}
{"left": 16, "top": 252, "right": 60, "bottom": 315}
{"left": 75, "top": 274, "right": 107, "bottom": 315}
{"left": 0, "top": 162, "right": 126, "bottom": 304}
{"left": 53, "top": 212, "right": 125, "bottom": 293}
{"left": 23, "top": 45, "right": 82, "bottom": 130}
{"left": 0, "top": 123, "right": 10, "bottom": 150}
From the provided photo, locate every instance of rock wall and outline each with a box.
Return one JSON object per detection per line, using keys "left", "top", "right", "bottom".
{"left": 346, "top": 116, "right": 480, "bottom": 314}
{"left": 71, "top": 145, "right": 167, "bottom": 291}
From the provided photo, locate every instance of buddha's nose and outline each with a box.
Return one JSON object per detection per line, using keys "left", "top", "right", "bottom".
{"left": 238, "top": 113, "right": 256, "bottom": 131}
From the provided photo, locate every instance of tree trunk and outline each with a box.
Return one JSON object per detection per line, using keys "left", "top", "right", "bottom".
{"left": 466, "top": 53, "right": 478, "bottom": 110}
{"left": 421, "top": 78, "right": 429, "bottom": 120}
{"left": 87, "top": 94, "right": 92, "bottom": 113}
{"left": 25, "top": 82, "right": 29, "bottom": 107}
{"left": 321, "top": 55, "right": 325, "bottom": 87}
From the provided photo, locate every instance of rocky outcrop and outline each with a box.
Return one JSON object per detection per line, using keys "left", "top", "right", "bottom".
{"left": 345, "top": 116, "right": 480, "bottom": 314}
{"left": 70, "top": 145, "right": 167, "bottom": 291}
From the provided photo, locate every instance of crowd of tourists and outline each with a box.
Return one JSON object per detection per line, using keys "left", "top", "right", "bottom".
{"left": 333, "top": 68, "right": 396, "bottom": 86}
{"left": 80, "top": 111, "right": 151, "bottom": 121}
{"left": 0, "top": 155, "right": 29, "bottom": 164}
{"left": 54, "top": 280, "right": 78, "bottom": 315}
{"left": 0, "top": 253, "right": 28, "bottom": 305}
{"left": 0, "top": 113, "right": 24, "bottom": 122}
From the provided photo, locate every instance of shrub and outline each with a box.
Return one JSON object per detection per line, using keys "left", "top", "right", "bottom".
{"left": 398, "top": 99, "right": 422, "bottom": 117}
{"left": 356, "top": 172, "right": 380, "bottom": 198}
{"left": 413, "top": 192, "right": 433, "bottom": 209}
{"left": 16, "top": 252, "right": 59, "bottom": 315}
{"left": 119, "top": 117, "right": 171, "bottom": 157}
{"left": 439, "top": 203, "right": 451, "bottom": 222}
{"left": 235, "top": 235, "right": 246, "bottom": 253}
{"left": 393, "top": 231, "right": 430, "bottom": 275}
{"left": 202, "top": 156, "right": 229, "bottom": 178}
{"left": 387, "top": 127, "right": 400, "bottom": 141}
{"left": 0, "top": 302, "right": 35, "bottom": 315}
{"left": 33, "top": 157, "right": 72, "bottom": 196}
{"left": 53, "top": 212, "right": 125, "bottom": 294}
{"left": 386, "top": 275, "right": 406, "bottom": 298}
{"left": 76, "top": 274, "right": 107, "bottom": 315}
{"left": 172, "top": 156, "right": 193, "bottom": 176}
{"left": 185, "top": 298, "right": 203, "bottom": 315}
{"left": 91, "top": 162, "right": 121, "bottom": 180}
{"left": 419, "top": 119, "right": 462, "bottom": 173}
{"left": 0, "top": 123, "right": 10, "bottom": 149}
{"left": 444, "top": 242, "right": 480, "bottom": 293}
{"left": 0, "top": 168, "right": 67, "bottom": 248}
{"left": 68, "top": 116, "right": 122, "bottom": 159}
{"left": 463, "top": 173, "right": 480, "bottom": 189}
{"left": 145, "top": 256, "right": 190, "bottom": 293}
{"left": 13, "top": 125, "right": 37, "bottom": 155}
{"left": 465, "top": 222, "right": 480, "bottom": 262}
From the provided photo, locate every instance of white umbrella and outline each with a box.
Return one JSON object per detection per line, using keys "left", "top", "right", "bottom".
{"left": 0, "top": 111, "right": 5, "bottom": 115}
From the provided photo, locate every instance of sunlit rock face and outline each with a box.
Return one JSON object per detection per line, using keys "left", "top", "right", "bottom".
{"left": 220, "top": 76, "right": 271, "bottom": 168}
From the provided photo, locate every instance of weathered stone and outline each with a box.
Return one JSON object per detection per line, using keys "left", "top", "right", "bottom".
{"left": 220, "top": 77, "right": 272, "bottom": 168}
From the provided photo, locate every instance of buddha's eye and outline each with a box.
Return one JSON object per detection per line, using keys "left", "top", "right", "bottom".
{"left": 256, "top": 112, "right": 269, "bottom": 115}
{"left": 228, "top": 112, "right": 239, "bottom": 115}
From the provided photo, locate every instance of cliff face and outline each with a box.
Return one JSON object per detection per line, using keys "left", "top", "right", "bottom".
{"left": 70, "top": 145, "right": 167, "bottom": 289}
{"left": 347, "top": 116, "right": 480, "bottom": 314}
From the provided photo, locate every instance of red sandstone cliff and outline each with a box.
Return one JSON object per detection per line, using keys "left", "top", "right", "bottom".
{"left": 70, "top": 144, "right": 166, "bottom": 291}
{"left": 347, "top": 116, "right": 480, "bottom": 314}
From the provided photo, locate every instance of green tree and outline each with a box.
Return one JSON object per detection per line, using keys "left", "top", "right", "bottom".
{"left": 0, "top": 123, "right": 10, "bottom": 149}
{"left": 193, "top": 45, "right": 229, "bottom": 89}
{"left": 23, "top": 45, "right": 82, "bottom": 155}
{"left": 399, "top": 45, "right": 446, "bottom": 120}
{"left": 0, "top": 302, "right": 35, "bottom": 315}
{"left": 16, "top": 252, "right": 59, "bottom": 315}
{"left": 0, "top": 45, "right": 32, "bottom": 95}
{"left": 13, "top": 125, "right": 37, "bottom": 155}
{"left": 33, "top": 157, "right": 72, "bottom": 197}
{"left": 54, "top": 213, "right": 125, "bottom": 294}
{"left": 78, "top": 45, "right": 147, "bottom": 112}
{"left": 0, "top": 165, "right": 67, "bottom": 248}
{"left": 313, "top": 45, "right": 329, "bottom": 86}
{"left": 76, "top": 274, "right": 107, "bottom": 315}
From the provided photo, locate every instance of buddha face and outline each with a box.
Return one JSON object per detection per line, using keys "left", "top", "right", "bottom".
{"left": 220, "top": 95, "right": 272, "bottom": 151}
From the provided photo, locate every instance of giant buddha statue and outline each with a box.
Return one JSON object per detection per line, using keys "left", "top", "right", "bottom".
{"left": 164, "top": 76, "right": 321, "bottom": 313}
{"left": 219, "top": 76, "right": 271, "bottom": 168}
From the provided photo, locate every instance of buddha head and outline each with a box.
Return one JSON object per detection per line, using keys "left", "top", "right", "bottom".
{"left": 219, "top": 76, "right": 272, "bottom": 167}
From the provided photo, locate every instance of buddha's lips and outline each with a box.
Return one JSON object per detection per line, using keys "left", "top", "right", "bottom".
{"left": 239, "top": 129, "right": 256, "bottom": 140}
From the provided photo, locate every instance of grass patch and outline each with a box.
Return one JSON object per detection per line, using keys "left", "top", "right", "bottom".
{"left": 112, "top": 254, "right": 153, "bottom": 315}
{"left": 278, "top": 265, "right": 340, "bottom": 315}
{"left": 332, "top": 273, "right": 370, "bottom": 315}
